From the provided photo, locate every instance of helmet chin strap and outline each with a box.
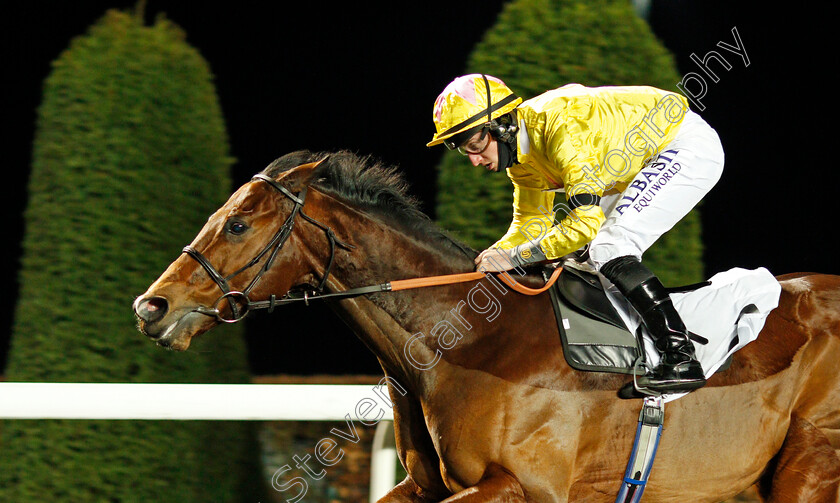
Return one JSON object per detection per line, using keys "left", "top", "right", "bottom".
{"left": 479, "top": 74, "right": 518, "bottom": 171}
{"left": 495, "top": 136, "right": 517, "bottom": 171}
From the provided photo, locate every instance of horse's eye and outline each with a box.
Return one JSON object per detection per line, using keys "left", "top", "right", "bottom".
{"left": 227, "top": 220, "right": 249, "bottom": 235}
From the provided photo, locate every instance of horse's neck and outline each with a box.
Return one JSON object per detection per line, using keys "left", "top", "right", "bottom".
{"left": 320, "top": 204, "right": 476, "bottom": 392}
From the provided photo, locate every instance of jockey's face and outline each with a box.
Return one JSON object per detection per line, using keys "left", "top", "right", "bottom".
{"left": 460, "top": 129, "right": 499, "bottom": 172}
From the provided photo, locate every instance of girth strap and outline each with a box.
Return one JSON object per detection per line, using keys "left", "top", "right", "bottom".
{"left": 615, "top": 396, "right": 665, "bottom": 503}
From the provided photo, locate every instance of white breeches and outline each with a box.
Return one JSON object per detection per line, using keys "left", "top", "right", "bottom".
{"left": 588, "top": 110, "right": 725, "bottom": 270}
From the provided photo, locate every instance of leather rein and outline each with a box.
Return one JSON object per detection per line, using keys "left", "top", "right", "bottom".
{"left": 183, "top": 172, "right": 562, "bottom": 324}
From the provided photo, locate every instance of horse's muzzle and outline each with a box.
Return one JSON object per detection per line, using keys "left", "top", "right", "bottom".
{"left": 132, "top": 294, "right": 215, "bottom": 351}
{"left": 134, "top": 295, "right": 168, "bottom": 333}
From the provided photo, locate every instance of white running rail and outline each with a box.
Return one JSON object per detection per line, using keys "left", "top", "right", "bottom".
{"left": 0, "top": 383, "right": 397, "bottom": 502}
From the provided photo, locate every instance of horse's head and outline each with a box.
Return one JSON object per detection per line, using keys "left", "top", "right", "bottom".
{"left": 133, "top": 158, "right": 330, "bottom": 350}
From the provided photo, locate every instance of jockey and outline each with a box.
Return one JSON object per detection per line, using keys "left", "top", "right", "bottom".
{"left": 427, "top": 74, "right": 724, "bottom": 394}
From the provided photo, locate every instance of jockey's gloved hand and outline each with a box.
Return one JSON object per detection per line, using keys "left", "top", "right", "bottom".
{"left": 509, "top": 240, "right": 547, "bottom": 268}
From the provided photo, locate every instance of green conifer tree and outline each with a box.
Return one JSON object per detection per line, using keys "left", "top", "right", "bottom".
{"left": 436, "top": 0, "right": 703, "bottom": 284}
{"left": 0, "top": 9, "right": 264, "bottom": 502}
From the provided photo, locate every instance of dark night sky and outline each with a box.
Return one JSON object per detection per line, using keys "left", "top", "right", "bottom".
{"left": 3, "top": 1, "right": 837, "bottom": 376}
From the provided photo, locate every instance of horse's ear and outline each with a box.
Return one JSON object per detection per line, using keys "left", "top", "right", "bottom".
{"left": 278, "top": 156, "right": 329, "bottom": 192}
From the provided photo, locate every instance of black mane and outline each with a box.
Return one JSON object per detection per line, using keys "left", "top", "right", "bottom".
{"left": 261, "top": 150, "right": 476, "bottom": 259}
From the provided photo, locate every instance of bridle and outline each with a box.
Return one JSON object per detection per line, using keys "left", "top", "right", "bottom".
{"left": 183, "top": 172, "right": 356, "bottom": 323}
{"left": 183, "top": 166, "right": 562, "bottom": 324}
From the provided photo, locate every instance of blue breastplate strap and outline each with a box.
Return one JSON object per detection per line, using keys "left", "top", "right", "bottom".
{"left": 615, "top": 396, "right": 665, "bottom": 503}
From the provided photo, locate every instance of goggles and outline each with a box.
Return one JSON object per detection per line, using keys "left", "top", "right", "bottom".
{"left": 445, "top": 124, "right": 491, "bottom": 156}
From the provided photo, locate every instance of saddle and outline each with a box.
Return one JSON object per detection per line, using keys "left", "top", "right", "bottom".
{"left": 547, "top": 265, "right": 729, "bottom": 376}
{"left": 548, "top": 266, "right": 644, "bottom": 375}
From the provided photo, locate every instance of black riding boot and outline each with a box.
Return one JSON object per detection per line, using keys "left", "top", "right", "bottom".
{"left": 601, "top": 256, "right": 706, "bottom": 393}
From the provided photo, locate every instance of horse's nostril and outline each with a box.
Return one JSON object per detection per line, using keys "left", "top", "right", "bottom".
{"left": 135, "top": 296, "right": 168, "bottom": 324}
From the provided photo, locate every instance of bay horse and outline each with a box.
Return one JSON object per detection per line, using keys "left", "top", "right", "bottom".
{"left": 134, "top": 150, "right": 840, "bottom": 502}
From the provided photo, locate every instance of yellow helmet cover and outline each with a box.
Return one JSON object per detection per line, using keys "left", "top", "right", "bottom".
{"left": 427, "top": 74, "right": 522, "bottom": 148}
